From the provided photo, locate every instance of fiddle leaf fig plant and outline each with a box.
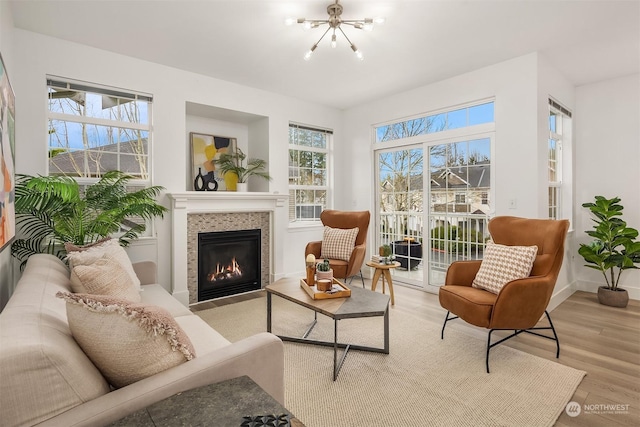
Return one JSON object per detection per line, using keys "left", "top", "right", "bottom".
{"left": 578, "top": 196, "right": 640, "bottom": 290}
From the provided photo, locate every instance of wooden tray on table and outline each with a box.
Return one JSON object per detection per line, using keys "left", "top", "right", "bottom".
{"left": 300, "top": 278, "right": 351, "bottom": 299}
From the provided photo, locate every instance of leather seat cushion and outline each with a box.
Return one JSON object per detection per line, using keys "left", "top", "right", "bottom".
{"left": 439, "top": 285, "right": 497, "bottom": 328}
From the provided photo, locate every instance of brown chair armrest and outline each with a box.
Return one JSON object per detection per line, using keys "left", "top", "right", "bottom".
{"left": 444, "top": 260, "right": 482, "bottom": 287}
{"left": 345, "top": 244, "right": 366, "bottom": 278}
{"left": 490, "top": 276, "right": 553, "bottom": 329}
{"left": 305, "top": 241, "right": 322, "bottom": 259}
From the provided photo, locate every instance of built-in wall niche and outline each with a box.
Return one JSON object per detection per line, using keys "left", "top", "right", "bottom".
{"left": 185, "top": 102, "right": 270, "bottom": 192}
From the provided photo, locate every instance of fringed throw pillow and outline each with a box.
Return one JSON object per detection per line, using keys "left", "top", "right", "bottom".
{"left": 56, "top": 292, "right": 196, "bottom": 388}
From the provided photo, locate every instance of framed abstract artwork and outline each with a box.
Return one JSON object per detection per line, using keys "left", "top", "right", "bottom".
{"left": 190, "top": 133, "right": 237, "bottom": 191}
{"left": 0, "top": 53, "right": 16, "bottom": 252}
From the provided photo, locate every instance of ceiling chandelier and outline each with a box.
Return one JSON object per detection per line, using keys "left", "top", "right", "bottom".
{"left": 286, "top": 0, "right": 384, "bottom": 61}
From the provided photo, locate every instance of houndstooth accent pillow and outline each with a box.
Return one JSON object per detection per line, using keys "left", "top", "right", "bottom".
{"left": 472, "top": 243, "right": 538, "bottom": 294}
{"left": 321, "top": 226, "right": 359, "bottom": 262}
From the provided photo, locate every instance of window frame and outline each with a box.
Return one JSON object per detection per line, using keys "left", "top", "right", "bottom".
{"left": 288, "top": 123, "right": 332, "bottom": 225}
{"left": 548, "top": 99, "right": 572, "bottom": 221}
{"left": 46, "top": 76, "right": 153, "bottom": 184}
{"left": 46, "top": 76, "right": 155, "bottom": 236}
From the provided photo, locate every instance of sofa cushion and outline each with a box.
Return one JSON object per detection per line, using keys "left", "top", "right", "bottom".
{"left": 72, "top": 254, "right": 141, "bottom": 302}
{"left": 321, "top": 226, "right": 359, "bottom": 261}
{"left": 0, "top": 255, "right": 111, "bottom": 427}
{"left": 140, "top": 284, "right": 193, "bottom": 317}
{"left": 472, "top": 243, "right": 538, "bottom": 294}
{"left": 66, "top": 238, "right": 141, "bottom": 292}
{"left": 174, "top": 315, "right": 231, "bottom": 357}
{"left": 57, "top": 292, "right": 196, "bottom": 388}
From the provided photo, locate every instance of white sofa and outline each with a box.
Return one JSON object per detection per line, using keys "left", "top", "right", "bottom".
{"left": 0, "top": 254, "right": 284, "bottom": 427}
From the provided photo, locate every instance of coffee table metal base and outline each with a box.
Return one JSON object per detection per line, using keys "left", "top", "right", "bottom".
{"left": 267, "top": 292, "right": 389, "bottom": 381}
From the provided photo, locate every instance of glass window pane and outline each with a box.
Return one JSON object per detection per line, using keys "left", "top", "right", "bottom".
{"left": 447, "top": 108, "right": 467, "bottom": 129}
{"left": 48, "top": 88, "right": 84, "bottom": 116}
{"left": 119, "top": 154, "right": 148, "bottom": 178}
{"left": 299, "top": 168, "right": 312, "bottom": 185}
{"left": 469, "top": 102, "right": 494, "bottom": 125}
{"left": 468, "top": 138, "right": 491, "bottom": 164}
{"left": 427, "top": 114, "right": 446, "bottom": 133}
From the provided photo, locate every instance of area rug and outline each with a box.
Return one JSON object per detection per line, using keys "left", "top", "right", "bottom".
{"left": 196, "top": 296, "right": 586, "bottom": 427}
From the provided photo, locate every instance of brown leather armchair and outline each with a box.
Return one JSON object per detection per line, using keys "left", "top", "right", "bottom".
{"left": 305, "top": 210, "right": 370, "bottom": 286}
{"left": 439, "top": 216, "right": 570, "bottom": 372}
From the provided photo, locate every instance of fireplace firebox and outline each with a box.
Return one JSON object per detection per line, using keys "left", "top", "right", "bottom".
{"left": 197, "top": 229, "right": 261, "bottom": 301}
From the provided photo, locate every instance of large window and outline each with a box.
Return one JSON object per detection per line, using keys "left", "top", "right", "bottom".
{"left": 47, "top": 77, "right": 152, "bottom": 180}
{"left": 288, "top": 123, "right": 331, "bottom": 222}
{"left": 375, "top": 100, "right": 494, "bottom": 292}
{"left": 47, "top": 77, "right": 154, "bottom": 234}
{"left": 548, "top": 99, "right": 572, "bottom": 220}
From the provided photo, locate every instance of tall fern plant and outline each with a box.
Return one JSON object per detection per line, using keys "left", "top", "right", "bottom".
{"left": 11, "top": 171, "right": 167, "bottom": 269}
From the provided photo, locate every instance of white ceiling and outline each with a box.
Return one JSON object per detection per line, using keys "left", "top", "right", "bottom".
{"left": 9, "top": 0, "right": 640, "bottom": 110}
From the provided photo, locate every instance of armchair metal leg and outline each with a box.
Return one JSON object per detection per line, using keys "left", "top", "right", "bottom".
{"left": 440, "top": 311, "right": 458, "bottom": 339}
{"left": 485, "top": 310, "right": 560, "bottom": 373}
{"left": 347, "top": 270, "right": 366, "bottom": 288}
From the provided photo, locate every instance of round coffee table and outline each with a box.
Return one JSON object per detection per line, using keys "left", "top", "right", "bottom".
{"left": 366, "top": 261, "right": 400, "bottom": 305}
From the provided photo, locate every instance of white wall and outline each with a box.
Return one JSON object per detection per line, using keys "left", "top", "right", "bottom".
{"left": 341, "top": 52, "right": 577, "bottom": 307}
{"left": 574, "top": 73, "right": 640, "bottom": 299}
{"left": 0, "top": 0, "right": 15, "bottom": 310}
{"left": 7, "top": 29, "right": 342, "bottom": 299}
{"left": 537, "top": 53, "right": 577, "bottom": 306}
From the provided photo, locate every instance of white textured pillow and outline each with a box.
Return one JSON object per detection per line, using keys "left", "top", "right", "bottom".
{"left": 66, "top": 239, "right": 141, "bottom": 292}
{"left": 321, "top": 226, "right": 359, "bottom": 262}
{"left": 472, "top": 243, "right": 538, "bottom": 294}
{"left": 56, "top": 292, "right": 196, "bottom": 388}
{"left": 73, "top": 255, "right": 141, "bottom": 302}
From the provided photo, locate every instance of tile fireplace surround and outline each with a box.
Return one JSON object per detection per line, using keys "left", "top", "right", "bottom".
{"left": 167, "top": 192, "right": 287, "bottom": 306}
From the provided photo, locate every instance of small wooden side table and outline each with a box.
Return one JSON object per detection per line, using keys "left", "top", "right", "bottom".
{"left": 366, "top": 261, "right": 400, "bottom": 305}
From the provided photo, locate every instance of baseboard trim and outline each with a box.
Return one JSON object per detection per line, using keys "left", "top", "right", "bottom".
{"left": 575, "top": 280, "right": 640, "bottom": 301}
{"left": 548, "top": 281, "right": 577, "bottom": 312}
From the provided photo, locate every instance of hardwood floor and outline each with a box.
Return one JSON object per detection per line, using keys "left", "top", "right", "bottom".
{"left": 192, "top": 280, "right": 640, "bottom": 426}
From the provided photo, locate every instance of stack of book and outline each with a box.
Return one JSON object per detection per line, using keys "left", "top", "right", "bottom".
{"left": 370, "top": 255, "right": 384, "bottom": 263}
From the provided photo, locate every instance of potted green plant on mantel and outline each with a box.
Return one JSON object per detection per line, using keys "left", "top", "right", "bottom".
{"left": 578, "top": 196, "right": 640, "bottom": 308}
{"left": 213, "top": 148, "right": 271, "bottom": 192}
{"left": 11, "top": 171, "right": 167, "bottom": 269}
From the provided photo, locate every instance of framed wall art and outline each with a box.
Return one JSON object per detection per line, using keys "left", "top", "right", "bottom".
{"left": 190, "top": 133, "right": 237, "bottom": 191}
{"left": 0, "top": 52, "right": 16, "bottom": 252}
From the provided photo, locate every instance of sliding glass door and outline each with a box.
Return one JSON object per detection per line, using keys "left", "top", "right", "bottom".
{"left": 375, "top": 136, "right": 492, "bottom": 292}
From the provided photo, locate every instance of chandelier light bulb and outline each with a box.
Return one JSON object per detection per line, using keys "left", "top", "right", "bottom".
{"left": 374, "top": 17, "right": 385, "bottom": 24}
{"left": 304, "top": 44, "right": 318, "bottom": 61}
{"left": 331, "top": 34, "right": 337, "bottom": 48}
{"left": 303, "top": 21, "right": 312, "bottom": 30}
{"left": 284, "top": 17, "right": 296, "bottom": 26}
{"left": 351, "top": 43, "right": 364, "bottom": 60}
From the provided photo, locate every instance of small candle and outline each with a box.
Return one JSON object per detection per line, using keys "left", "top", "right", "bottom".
{"left": 305, "top": 254, "right": 316, "bottom": 266}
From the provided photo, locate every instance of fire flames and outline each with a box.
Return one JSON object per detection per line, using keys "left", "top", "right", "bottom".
{"left": 207, "top": 258, "right": 243, "bottom": 282}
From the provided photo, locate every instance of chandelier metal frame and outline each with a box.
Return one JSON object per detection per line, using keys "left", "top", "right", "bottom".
{"left": 289, "top": 0, "right": 383, "bottom": 61}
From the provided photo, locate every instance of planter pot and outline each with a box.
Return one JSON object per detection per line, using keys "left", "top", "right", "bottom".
{"left": 236, "top": 182, "right": 248, "bottom": 192}
{"left": 597, "top": 286, "right": 629, "bottom": 308}
{"left": 391, "top": 240, "right": 423, "bottom": 270}
{"left": 316, "top": 269, "right": 333, "bottom": 282}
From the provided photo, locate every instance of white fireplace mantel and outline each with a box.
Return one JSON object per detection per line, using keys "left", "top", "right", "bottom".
{"left": 167, "top": 191, "right": 287, "bottom": 306}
